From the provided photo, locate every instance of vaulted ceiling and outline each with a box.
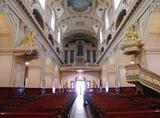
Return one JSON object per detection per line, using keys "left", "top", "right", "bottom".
{"left": 52, "top": 0, "right": 112, "bottom": 40}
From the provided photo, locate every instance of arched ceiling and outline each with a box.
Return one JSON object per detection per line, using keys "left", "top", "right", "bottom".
{"left": 52, "top": 0, "right": 112, "bottom": 39}
{"left": 63, "top": 31, "right": 97, "bottom": 46}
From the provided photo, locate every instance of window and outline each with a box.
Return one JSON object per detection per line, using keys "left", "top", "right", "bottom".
{"left": 33, "top": 9, "right": 44, "bottom": 29}
{"left": 100, "top": 27, "right": 103, "bottom": 43}
{"left": 65, "top": 50, "right": 68, "bottom": 63}
{"left": 58, "top": 28, "right": 61, "bottom": 44}
{"left": 70, "top": 50, "right": 74, "bottom": 63}
{"left": 48, "top": 34, "right": 54, "bottom": 45}
{"left": 51, "top": 12, "right": 55, "bottom": 31}
{"left": 93, "top": 50, "right": 96, "bottom": 63}
{"left": 86, "top": 50, "right": 90, "bottom": 63}
{"left": 105, "top": 12, "right": 109, "bottom": 30}
{"left": 114, "top": 0, "right": 121, "bottom": 10}
{"left": 39, "top": 0, "right": 46, "bottom": 9}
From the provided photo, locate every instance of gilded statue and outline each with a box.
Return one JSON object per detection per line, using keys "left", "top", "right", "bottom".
{"left": 21, "top": 32, "right": 35, "bottom": 46}
{"left": 124, "top": 25, "right": 139, "bottom": 42}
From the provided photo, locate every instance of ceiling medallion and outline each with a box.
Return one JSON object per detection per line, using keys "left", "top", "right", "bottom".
{"left": 67, "top": 0, "right": 93, "bottom": 12}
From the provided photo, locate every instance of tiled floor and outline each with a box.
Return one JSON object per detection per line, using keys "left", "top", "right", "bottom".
{"left": 70, "top": 95, "right": 92, "bottom": 118}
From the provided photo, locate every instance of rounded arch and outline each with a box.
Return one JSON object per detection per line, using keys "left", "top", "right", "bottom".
{"left": 144, "top": 11, "right": 160, "bottom": 40}
{"left": 61, "top": 73, "right": 100, "bottom": 89}
{"left": 100, "top": 47, "right": 104, "bottom": 55}
{"left": 0, "top": 12, "right": 14, "bottom": 87}
{"left": 56, "top": 47, "right": 60, "bottom": 54}
{"left": 63, "top": 31, "right": 98, "bottom": 46}
{"left": 115, "top": 9, "right": 126, "bottom": 29}
{"left": 33, "top": 9, "right": 44, "bottom": 29}
{"left": 48, "top": 34, "right": 54, "bottom": 46}
{"left": 142, "top": 11, "right": 160, "bottom": 74}
{"left": 0, "top": 12, "right": 13, "bottom": 48}
{"left": 106, "top": 34, "right": 112, "bottom": 45}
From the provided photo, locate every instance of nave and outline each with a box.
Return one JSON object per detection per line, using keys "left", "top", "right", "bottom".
{"left": 70, "top": 95, "right": 91, "bottom": 118}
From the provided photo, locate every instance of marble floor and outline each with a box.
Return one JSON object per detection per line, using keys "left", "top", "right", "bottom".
{"left": 69, "top": 95, "right": 92, "bottom": 118}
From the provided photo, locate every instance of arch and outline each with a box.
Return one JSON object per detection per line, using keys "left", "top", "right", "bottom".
{"left": 143, "top": 11, "right": 160, "bottom": 74}
{"left": 100, "top": 47, "right": 104, "bottom": 55}
{"left": 48, "top": 34, "right": 54, "bottom": 46}
{"left": 106, "top": 34, "right": 112, "bottom": 45}
{"left": 56, "top": 47, "right": 60, "bottom": 54}
{"left": 0, "top": 12, "right": 13, "bottom": 48}
{"left": 0, "top": 12, "right": 14, "bottom": 87}
{"left": 61, "top": 72, "right": 100, "bottom": 89}
{"left": 115, "top": 9, "right": 126, "bottom": 29}
{"left": 33, "top": 9, "right": 44, "bottom": 29}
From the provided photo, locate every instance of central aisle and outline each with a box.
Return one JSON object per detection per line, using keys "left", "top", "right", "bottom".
{"left": 69, "top": 95, "right": 91, "bottom": 118}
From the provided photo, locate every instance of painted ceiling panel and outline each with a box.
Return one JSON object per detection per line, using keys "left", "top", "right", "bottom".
{"left": 67, "top": 0, "right": 92, "bottom": 12}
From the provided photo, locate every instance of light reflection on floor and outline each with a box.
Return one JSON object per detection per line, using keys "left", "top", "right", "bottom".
{"left": 70, "top": 95, "right": 91, "bottom": 118}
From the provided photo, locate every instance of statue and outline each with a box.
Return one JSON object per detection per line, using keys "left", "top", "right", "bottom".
{"left": 21, "top": 32, "right": 35, "bottom": 46}
{"left": 124, "top": 25, "right": 139, "bottom": 42}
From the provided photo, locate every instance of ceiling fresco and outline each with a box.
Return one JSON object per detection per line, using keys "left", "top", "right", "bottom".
{"left": 67, "top": 0, "right": 93, "bottom": 12}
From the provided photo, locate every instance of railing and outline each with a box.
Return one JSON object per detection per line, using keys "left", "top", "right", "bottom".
{"left": 125, "top": 64, "right": 160, "bottom": 93}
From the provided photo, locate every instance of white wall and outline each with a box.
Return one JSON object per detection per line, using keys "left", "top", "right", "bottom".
{"left": 146, "top": 52, "right": 160, "bottom": 75}
{"left": 0, "top": 55, "right": 13, "bottom": 87}
{"left": 27, "top": 66, "right": 40, "bottom": 88}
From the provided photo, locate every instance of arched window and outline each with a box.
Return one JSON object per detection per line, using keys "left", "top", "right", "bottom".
{"left": 51, "top": 11, "right": 55, "bottom": 31}
{"left": 100, "top": 27, "right": 103, "bottom": 43}
{"left": 100, "top": 47, "right": 104, "bottom": 55}
{"left": 33, "top": 9, "right": 44, "bottom": 29}
{"left": 56, "top": 47, "right": 60, "bottom": 54}
{"left": 58, "top": 28, "right": 61, "bottom": 44}
{"left": 116, "top": 9, "right": 126, "bottom": 29}
{"left": 48, "top": 34, "right": 54, "bottom": 45}
{"left": 39, "top": 0, "right": 46, "bottom": 9}
{"left": 114, "top": 0, "right": 121, "bottom": 10}
{"left": 106, "top": 34, "right": 112, "bottom": 45}
{"left": 105, "top": 12, "right": 109, "bottom": 30}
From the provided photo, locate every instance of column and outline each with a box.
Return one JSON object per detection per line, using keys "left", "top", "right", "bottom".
{"left": 115, "top": 47, "right": 121, "bottom": 92}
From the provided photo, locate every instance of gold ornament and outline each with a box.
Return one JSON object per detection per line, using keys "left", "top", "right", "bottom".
{"left": 124, "top": 25, "right": 139, "bottom": 42}
{"left": 21, "top": 32, "right": 35, "bottom": 46}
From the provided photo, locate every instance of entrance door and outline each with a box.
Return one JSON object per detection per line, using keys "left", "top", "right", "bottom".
{"left": 76, "top": 81, "right": 85, "bottom": 95}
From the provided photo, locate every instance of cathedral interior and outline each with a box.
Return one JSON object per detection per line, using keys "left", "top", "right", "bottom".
{"left": 0, "top": 0, "right": 160, "bottom": 118}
